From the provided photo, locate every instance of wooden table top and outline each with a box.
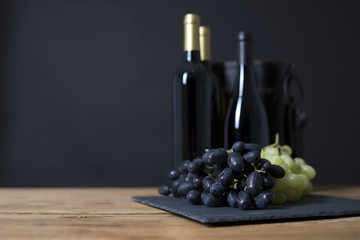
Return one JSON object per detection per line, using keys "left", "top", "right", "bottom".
{"left": 0, "top": 187, "right": 359, "bottom": 239}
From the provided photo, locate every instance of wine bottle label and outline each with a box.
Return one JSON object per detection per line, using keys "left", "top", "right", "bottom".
{"left": 183, "top": 14, "right": 200, "bottom": 51}
{"left": 199, "top": 26, "right": 211, "bottom": 61}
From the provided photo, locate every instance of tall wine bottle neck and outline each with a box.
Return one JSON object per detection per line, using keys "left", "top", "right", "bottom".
{"left": 234, "top": 31, "right": 253, "bottom": 98}
{"left": 237, "top": 31, "right": 252, "bottom": 65}
{"left": 199, "top": 26, "right": 211, "bottom": 62}
{"left": 183, "top": 14, "right": 201, "bottom": 63}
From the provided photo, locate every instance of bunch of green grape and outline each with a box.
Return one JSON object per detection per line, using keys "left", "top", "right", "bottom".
{"left": 261, "top": 135, "right": 316, "bottom": 204}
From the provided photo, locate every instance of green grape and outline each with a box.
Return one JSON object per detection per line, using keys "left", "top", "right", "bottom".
{"left": 273, "top": 191, "right": 287, "bottom": 204}
{"left": 280, "top": 154, "right": 294, "bottom": 169}
{"left": 270, "top": 179, "right": 281, "bottom": 192}
{"left": 298, "top": 174, "right": 310, "bottom": 190}
{"left": 287, "top": 174, "right": 303, "bottom": 188}
{"left": 303, "top": 182, "right": 313, "bottom": 195}
{"left": 272, "top": 177, "right": 288, "bottom": 191}
{"left": 300, "top": 164, "right": 316, "bottom": 180}
{"left": 264, "top": 147, "right": 280, "bottom": 156}
{"left": 286, "top": 188, "right": 303, "bottom": 202}
{"left": 285, "top": 188, "right": 297, "bottom": 201}
{"left": 291, "top": 162, "right": 302, "bottom": 174}
{"left": 280, "top": 145, "right": 292, "bottom": 156}
{"left": 295, "top": 189, "right": 303, "bottom": 200}
{"left": 285, "top": 167, "right": 293, "bottom": 176}
{"left": 294, "top": 157, "right": 306, "bottom": 165}
{"left": 266, "top": 155, "right": 283, "bottom": 165}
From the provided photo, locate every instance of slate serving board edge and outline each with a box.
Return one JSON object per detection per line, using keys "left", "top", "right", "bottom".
{"left": 132, "top": 195, "right": 360, "bottom": 224}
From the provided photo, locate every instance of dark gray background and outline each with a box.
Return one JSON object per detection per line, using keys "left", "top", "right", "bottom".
{"left": 0, "top": 0, "right": 359, "bottom": 186}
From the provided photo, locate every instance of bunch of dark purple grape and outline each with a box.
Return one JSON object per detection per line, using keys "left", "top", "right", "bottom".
{"left": 158, "top": 141, "right": 286, "bottom": 209}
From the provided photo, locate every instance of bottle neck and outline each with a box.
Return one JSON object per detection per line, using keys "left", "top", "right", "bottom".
{"left": 238, "top": 40, "right": 251, "bottom": 65}
{"left": 234, "top": 40, "right": 253, "bottom": 98}
{"left": 185, "top": 50, "right": 201, "bottom": 62}
{"left": 199, "top": 26, "right": 211, "bottom": 62}
{"left": 183, "top": 23, "right": 200, "bottom": 52}
{"left": 183, "top": 20, "right": 201, "bottom": 62}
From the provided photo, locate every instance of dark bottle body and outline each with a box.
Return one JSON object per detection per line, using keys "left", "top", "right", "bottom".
{"left": 173, "top": 51, "right": 219, "bottom": 168}
{"left": 224, "top": 32, "right": 269, "bottom": 148}
{"left": 202, "top": 60, "right": 224, "bottom": 147}
{"left": 199, "top": 26, "right": 224, "bottom": 149}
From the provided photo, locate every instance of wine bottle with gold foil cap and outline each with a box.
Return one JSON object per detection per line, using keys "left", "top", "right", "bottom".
{"left": 172, "top": 14, "right": 221, "bottom": 169}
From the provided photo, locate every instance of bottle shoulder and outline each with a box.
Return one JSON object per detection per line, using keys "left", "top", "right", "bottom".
{"left": 172, "top": 61, "right": 210, "bottom": 83}
{"left": 174, "top": 61, "right": 207, "bottom": 74}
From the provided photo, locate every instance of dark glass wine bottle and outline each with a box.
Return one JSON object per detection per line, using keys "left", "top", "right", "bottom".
{"left": 224, "top": 31, "right": 269, "bottom": 149}
{"left": 172, "top": 14, "right": 219, "bottom": 169}
{"left": 199, "top": 26, "right": 224, "bottom": 148}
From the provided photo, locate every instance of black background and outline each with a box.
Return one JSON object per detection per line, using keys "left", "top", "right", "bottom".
{"left": 0, "top": 0, "right": 359, "bottom": 187}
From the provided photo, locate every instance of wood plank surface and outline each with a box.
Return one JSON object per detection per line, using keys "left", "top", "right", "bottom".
{"left": 0, "top": 187, "right": 359, "bottom": 239}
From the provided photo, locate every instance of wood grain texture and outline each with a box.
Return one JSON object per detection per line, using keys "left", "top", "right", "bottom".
{"left": 0, "top": 187, "right": 359, "bottom": 239}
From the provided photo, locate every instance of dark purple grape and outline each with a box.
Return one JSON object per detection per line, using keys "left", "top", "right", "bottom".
{"left": 206, "top": 148, "right": 227, "bottom": 165}
{"left": 202, "top": 176, "right": 215, "bottom": 192}
{"left": 258, "top": 158, "right": 271, "bottom": 171}
{"left": 227, "top": 152, "right": 244, "bottom": 172}
{"left": 187, "top": 158, "right": 205, "bottom": 174}
{"left": 254, "top": 191, "right": 273, "bottom": 209}
{"left": 186, "top": 190, "right": 202, "bottom": 205}
{"left": 177, "top": 182, "right": 195, "bottom": 197}
{"left": 203, "top": 193, "right": 225, "bottom": 207}
{"left": 218, "top": 168, "right": 235, "bottom": 185}
{"left": 178, "top": 160, "right": 191, "bottom": 174}
{"left": 232, "top": 141, "right": 245, "bottom": 153}
{"left": 213, "top": 163, "right": 226, "bottom": 178}
{"left": 201, "top": 150, "right": 211, "bottom": 163}
{"left": 246, "top": 171, "right": 263, "bottom": 196}
{"left": 227, "top": 189, "right": 239, "bottom": 208}
{"left": 210, "top": 182, "right": 227, "bottom": 196}
{"left": 158, "top": 185, "right": 171, "bottom": 196}
{"left": 243, "top": 143, "right": 261, "bottom": 153}
{"left": 167, "top": 170, "right": 181, "bottom": 180}
{"left": 237, "top": 190, "right": 254, "bottom": 210}
{"left": 262, "top": 172, "right": 275, "bottom": 189}
{"left": 171, "top": 180, "right": 181, "bottom": 197}
{"left": 243, "top": 151, "right": 261, "bottom": 164}
{"left": 201, "top": 191, "right": 208, "bottom": 204}
{"left": 185, "top": 172, "right": 196, "bottom": 182}
{"left": 269, "top": 165, "right": 286, "bottom": 178}
{"left": 178, "top": 174, "right": 186, "bottom": 183}
{"left": 193, "top": 175, "right": 204, "bottom": 188}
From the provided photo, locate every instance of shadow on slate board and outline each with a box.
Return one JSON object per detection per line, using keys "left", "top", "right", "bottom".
{"left": 132, "top": 195, "right": 360, "bottom": 225}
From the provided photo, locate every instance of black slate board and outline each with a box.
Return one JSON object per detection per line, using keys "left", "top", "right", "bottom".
{"left": 132, "top": 195, "right": 360, "bottom": 224}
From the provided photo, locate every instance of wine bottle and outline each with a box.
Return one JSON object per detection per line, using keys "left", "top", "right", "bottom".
{"left": 224, "top": 31, "right": 269, "bottom": 149}
{"left": 199, "top": 26, "right": 224, "bottom": 148}
{"left": 172, "top": 14, "right": 219, "bottom": 169}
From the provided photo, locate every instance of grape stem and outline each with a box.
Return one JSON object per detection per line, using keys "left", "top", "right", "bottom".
{"left": 267, "top": 133, "right": 280, "bottom": 148}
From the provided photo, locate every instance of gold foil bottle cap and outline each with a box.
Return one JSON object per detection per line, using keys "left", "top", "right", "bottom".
{"left": 183, "top": 14, "right": 201, "bottom": 51}
{"left": 183, "top": 13, "right": 201, "bottom": 24}
{"left": 199, "top": 26, "right": 211, "bottom": 61}
{"left": 199, "top": 26, "right": 210, "bottom": 37}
